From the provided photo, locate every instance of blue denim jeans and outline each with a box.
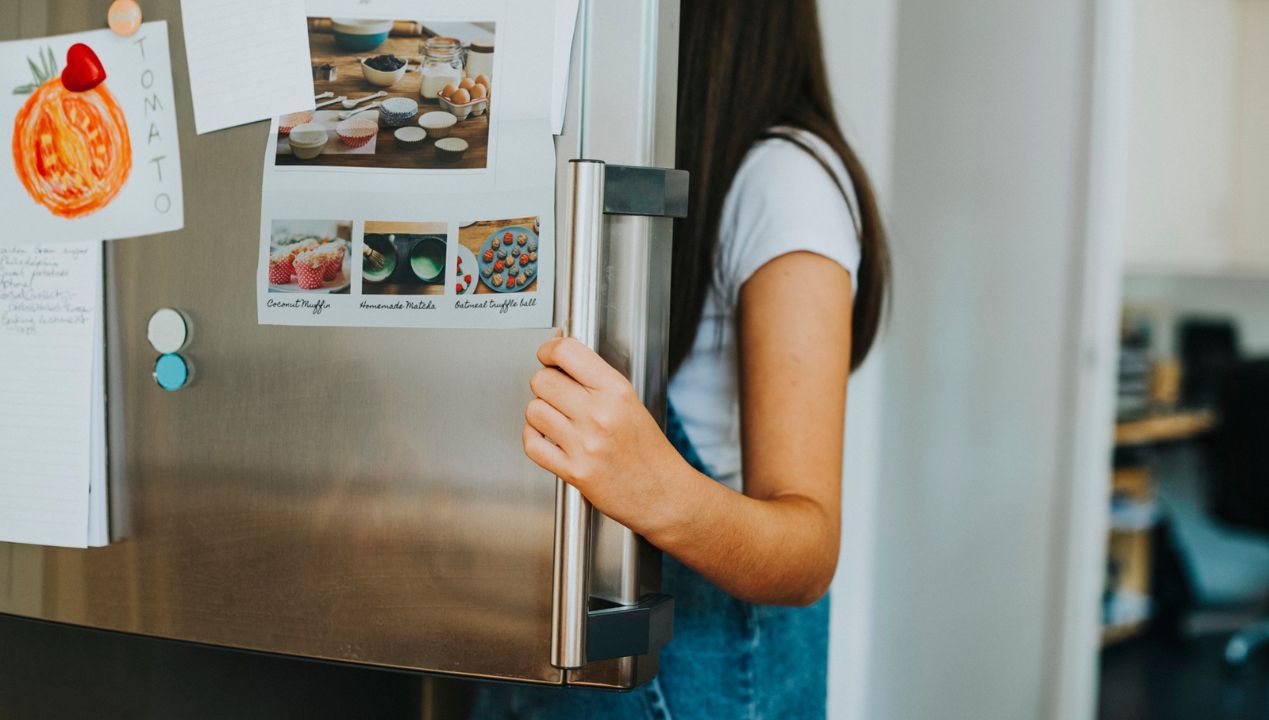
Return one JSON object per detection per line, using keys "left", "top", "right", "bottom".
{"left": 470, "top": 405, "right": 830, "bottom": 719}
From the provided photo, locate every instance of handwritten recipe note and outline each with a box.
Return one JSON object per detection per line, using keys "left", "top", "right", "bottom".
{"left": 0, "top": 243, "right": 104, "bottom": 548}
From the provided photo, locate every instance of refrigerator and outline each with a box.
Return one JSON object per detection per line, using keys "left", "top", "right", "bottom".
{"left": 0, "top": 0, "right": 682, "bottom": 693}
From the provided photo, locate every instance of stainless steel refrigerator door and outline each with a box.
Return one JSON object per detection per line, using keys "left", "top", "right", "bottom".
{"left": 0, "top": 0, "right": 678, "bottom": 689}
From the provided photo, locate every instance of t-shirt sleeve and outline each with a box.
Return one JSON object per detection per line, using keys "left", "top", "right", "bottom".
{"left": 715, "top": 139, "right": 862, "bottom": 307}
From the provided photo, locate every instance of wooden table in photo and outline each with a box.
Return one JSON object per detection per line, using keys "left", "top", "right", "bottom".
{"left": 459, "top": 217, "right": 539, "bottom": 294}
{"left": 276, "top": 30, "right": 489, "bottom": 170}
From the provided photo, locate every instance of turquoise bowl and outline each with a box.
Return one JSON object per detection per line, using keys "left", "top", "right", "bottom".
{"left": 331, "top": 18, "right": 392, "bottom": 51}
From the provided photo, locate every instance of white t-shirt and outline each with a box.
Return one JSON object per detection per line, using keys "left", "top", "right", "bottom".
{"left": 666, "top": 128, "right": 862, "bottom": 492}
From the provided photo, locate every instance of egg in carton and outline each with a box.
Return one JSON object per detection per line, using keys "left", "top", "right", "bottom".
{"left": 436, "top": 75, "right": 491, "bottom": 120}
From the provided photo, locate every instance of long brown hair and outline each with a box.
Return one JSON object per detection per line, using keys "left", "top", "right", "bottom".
{"left": 671, "top": 0, "right": 890, "bottom": 374}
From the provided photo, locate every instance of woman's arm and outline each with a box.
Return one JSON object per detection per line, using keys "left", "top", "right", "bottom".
{"left": 523, "top": 251, "right": 853, "bottom": 606}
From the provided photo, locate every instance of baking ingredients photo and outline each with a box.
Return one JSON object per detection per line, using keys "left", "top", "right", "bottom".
{"left": 362, "top": 221, "right": 448, "bottom": 295}
{"left": 267, "top": 219, "right": 353, "bottom": 294}
{"left": 460, "top": 216, "right": 540, "bottom": 294}
{"left": 272, "top": 18, "right": 494, "bottom": 171}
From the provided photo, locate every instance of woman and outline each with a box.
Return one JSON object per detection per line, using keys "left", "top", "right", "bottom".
{"left": 475, "top": 0, "right": 888, "bottom": 716}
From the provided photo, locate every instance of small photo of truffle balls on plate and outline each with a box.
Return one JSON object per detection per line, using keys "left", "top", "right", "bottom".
{"left": 460, "top": 216, "right": 541, "bottom": 295}
{"left": 267, "top": 219, "right": 354, "bottom": 294}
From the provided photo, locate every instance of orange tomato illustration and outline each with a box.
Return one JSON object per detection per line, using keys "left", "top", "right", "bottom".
{"left": 11, "top": 44, "right": 131, "bottom": 219}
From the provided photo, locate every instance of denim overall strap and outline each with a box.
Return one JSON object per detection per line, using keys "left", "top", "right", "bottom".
{"left": 664, "top": 402, "right": 710, "bottom": 476}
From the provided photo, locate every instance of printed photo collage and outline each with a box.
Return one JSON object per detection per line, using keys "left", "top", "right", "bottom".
{"left": 264, "top": 214, "right": 543, "bottom": 321}
{"left": 257, "top": 3, "right": 557, "bottom": 329}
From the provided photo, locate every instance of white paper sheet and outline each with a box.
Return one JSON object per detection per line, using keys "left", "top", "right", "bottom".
{"left": 552, "top": 0, "right": 581, "bottom": 134}
{"left": 1, "top": 24, "right": 183, "bottom": 243}
{"left": 180, "top": 0, "right": 316, "bottom": 134}
{"left": 86, "top": 268, "right": 108, "bottom": 548}
{"left": 256, "top": 1, "right": 557, "bottom": 330}
{"left": 0, "top": 243, "right": 104, "bottom": 549}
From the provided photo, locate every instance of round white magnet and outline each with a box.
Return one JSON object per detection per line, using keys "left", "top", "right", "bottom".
{"left": 147, "top": 308, "right": 189, "bottom": 354}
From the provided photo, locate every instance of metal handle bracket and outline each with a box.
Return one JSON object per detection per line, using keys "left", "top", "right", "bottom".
{"left": 586, "top": 593, "right": 675, "bottom": 663}
{"left": 602, "top": 165, "right": 689, "bottom": 218}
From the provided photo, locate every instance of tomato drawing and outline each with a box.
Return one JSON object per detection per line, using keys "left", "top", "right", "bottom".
{"left": 11, "top": 43, "right": 131, "bottom": 219}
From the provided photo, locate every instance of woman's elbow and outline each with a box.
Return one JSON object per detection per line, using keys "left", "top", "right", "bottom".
{"left": 786, "top": 569, "right": 834, "bottom": 607}
{"left": 752, "top": 558, "right": 838, "bottom": 607}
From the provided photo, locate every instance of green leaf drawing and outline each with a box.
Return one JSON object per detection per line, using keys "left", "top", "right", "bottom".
{"left": 13, "top": 45, "right": 58, "bottom": 96}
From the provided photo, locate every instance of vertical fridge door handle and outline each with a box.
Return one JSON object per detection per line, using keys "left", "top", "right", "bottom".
{"left": 552, "top": 159, "right": 606, "bottom": 669}
{"left": 552, "top": 160, "right": 688, "bottom": 671}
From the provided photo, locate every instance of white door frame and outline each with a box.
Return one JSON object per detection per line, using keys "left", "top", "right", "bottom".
{"left": 1043, "top": 1, "right": 1134, "bottom": 718}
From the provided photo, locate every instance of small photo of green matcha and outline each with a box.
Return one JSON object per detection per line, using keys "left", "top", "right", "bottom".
{"left": 361, "top": 221, "right": 448, "bottom": 296}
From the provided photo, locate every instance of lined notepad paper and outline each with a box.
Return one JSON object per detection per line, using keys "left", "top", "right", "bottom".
{"left": 180, "top": 0, "right": 314, "bottom": 134}
{"left": 0, "top": 243, "right": 107, "bottom": 548}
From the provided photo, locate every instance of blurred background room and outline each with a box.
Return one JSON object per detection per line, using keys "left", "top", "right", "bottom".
{"left": 819, "top": 0, "right": 1269, "bottom": 718}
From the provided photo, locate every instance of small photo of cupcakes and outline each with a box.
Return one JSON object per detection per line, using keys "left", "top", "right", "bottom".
{"left": 269, "top": 220, "right": 353, "bottom": 294}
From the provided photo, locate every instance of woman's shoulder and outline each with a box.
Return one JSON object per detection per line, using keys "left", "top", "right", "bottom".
{"left": 724, "top": 129, "right": 858, "bottom": 234}
{"left": 715, "top": 128, "right": 862, "bottom": 302}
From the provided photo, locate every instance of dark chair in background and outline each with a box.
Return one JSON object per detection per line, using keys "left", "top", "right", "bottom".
{"left": 1179, "top": 318, "right": 1242, "bottom": 408}
{"left": 1208, "top": 358, "right": 1269, "bottom": 665}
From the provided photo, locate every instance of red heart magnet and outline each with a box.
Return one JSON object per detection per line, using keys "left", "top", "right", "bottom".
{"left": 61, "top": 43, "right": 107, "bottom": 92}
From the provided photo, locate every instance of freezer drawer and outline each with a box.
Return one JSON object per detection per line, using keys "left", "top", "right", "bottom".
{"left": 0, "top": 0, "right": 680, "bottom": 689}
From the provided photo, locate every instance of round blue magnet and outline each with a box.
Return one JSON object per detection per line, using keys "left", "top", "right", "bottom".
{"left": 154, "top": 353, "right": 190, "bottom": 392}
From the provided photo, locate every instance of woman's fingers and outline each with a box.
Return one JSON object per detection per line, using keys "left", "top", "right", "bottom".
{"left": 529, "top": 367, "right": 589, "bottom": 419}
{"left": 537, "top": 337, "right": 624, "bottom": 390}
{"left": 525, "top": 397, "right": 576, "bottom": 450}
{"left": 522, "top": 424, "right": 570, "bottom": 478}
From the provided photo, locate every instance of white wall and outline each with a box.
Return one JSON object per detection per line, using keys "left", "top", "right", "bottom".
{"left": 1122, "top": 0, "right": 1241, "bottom": 272}
{"left": 1124, "top": 274, "right": 1269, "bottom": 355}
{"left": 1232, "top": 0, "right": 1269, "bottom": 269}
{"left": 817, "top": 1, "right": 898, "bottom": 719}
{"left": 862, "top": 0, "right": 1101, "bottom": 718}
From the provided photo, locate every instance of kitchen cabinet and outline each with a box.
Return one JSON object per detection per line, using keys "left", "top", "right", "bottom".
{"left": 1124, "top": 0, "right": 1269, "bottom": 277}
